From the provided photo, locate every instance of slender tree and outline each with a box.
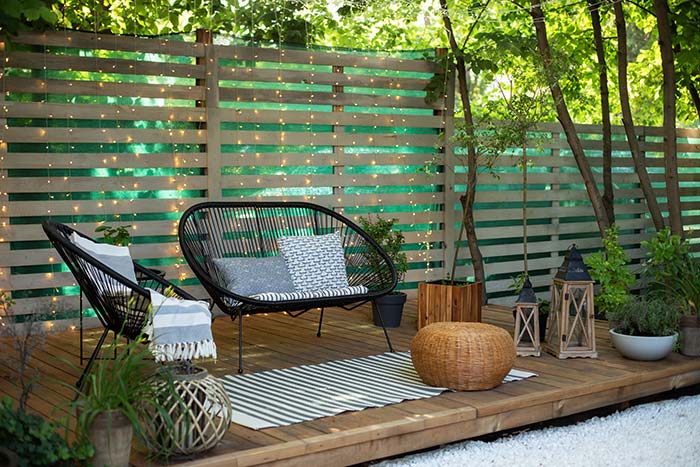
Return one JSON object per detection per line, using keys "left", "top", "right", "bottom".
{"left": 614, "top": 0, "right": 665, "bottom": 231}
{"left": 588, "top": 0, "right": 615, "bottom": 226}
{"left": 438, "top": 0, "right": 486, "bottom": 290}
{"left": 528, "top": 0, "right": 611, "bottom": 236}
{"left": 654, "top": 0, "right": 682, "bottom": 235}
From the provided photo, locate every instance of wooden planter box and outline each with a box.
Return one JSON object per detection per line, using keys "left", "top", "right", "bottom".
{"left": 417, "top": 281, "right": 483, "bottom": 329}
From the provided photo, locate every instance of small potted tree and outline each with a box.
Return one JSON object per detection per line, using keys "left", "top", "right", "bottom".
{"left": 359, "top": 216, "right": 409, "bottom": 328}
{"left": 642, "top": 227, "right": 700, "bottom": 356}
{"left": 607, "top": 296, "right": 681, "bottom": 361}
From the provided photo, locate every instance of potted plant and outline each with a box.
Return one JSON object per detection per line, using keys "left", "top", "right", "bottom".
{"left": 607, "top": 296, "right": 681, "bottom": 361}
{"left": 95, "top": 224, "right": 132, "bottom": 247}
{"left": 584, "top": 225, "right": 635, "bottom": 321}
{"left": 642, "top": 227, "right": 700, "bottom": 356}
{"left": 96, "top": 223, "right": 166, "bottom": 279}
{"left": 359, "top": 216, "right": 409, "bottom": 328}
{"left": 70, "top": 339, "right": 181, "bottom": 466}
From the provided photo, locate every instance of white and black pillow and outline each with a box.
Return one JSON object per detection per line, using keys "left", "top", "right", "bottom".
{"left": 277, "top": 231, "right": 349, "bottom": 292}
{"left": 212, "top": 256, "right": 295, "bottom": 297}
{"left": 69, "top": 232, "right": 138, "bottom": 286}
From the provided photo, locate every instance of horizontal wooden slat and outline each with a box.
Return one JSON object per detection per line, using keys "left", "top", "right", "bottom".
{"left": 3, "top": 127, "right": 206, "bottom": 144}
{"left": 218, "top": 66, "right": 432, "bottom": 90}
{"left": 4, "top": 77, "right": 205, "bottom": 101}
{"left": 7, "top": 51, "right": 204, "bottom": 79}
{"left": 218, "top": 87, "right": 439, "bottom": 109}
{"left": 4, "top": 175, "right": 208, "bottom": 192}
{"left": 2, "top": 101, "right": 206, "bottom": 122}
{"left": 9, "top": 30, "right": 207, "bottom": 57}
{"left": 214, "top": 44, "right": 442, "bottom": 73}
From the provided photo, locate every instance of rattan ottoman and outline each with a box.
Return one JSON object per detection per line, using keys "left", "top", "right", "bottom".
{"left": 411, "top": 322, "right": 516, "bottom": 391}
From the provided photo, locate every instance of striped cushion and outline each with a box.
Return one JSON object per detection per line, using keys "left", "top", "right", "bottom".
{"left": 251, "top": 286, "right": 368, "bottom": 302}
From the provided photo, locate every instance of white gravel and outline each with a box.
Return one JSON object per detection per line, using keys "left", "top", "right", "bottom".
{"left": 374, "top": 394, "right": 700, "bottom": 467}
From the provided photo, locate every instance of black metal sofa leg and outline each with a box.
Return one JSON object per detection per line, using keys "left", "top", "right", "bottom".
{"left": 237, "top": 309, "right": 244, "bottom": 374}
{"left": 76, "top": 327, "right": 110, "bottom": 391}
{"left": 374, "top": 305, "right": 395, "bottom": 353}
{"left": 317, "top": 308, "right": 324, "bottom": 337}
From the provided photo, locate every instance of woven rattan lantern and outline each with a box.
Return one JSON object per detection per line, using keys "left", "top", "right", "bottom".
{"left": 544, "top": 245, "right": 598, "bottom": 359}
{"left": 514, "top": 278, "right": 541, "bottom": 357}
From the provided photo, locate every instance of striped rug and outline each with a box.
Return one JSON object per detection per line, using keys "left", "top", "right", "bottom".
{"left": 220, "top": 352, "right": 536, "bottom": 429}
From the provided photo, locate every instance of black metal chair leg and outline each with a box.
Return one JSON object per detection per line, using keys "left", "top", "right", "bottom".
{"left": 316, "top": 308, "right": 324, "bottom": 337}
{"left": 76, "top": 327, "right": 110, "bottom": 391}
{"left": 237, "top": 309, "right": 244, "bottom": 374}
{"left": 374, "top": 304, "right": 395, "bottom": 352}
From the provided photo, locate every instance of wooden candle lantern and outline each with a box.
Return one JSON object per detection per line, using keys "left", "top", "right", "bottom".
{"left": 514, "top": 277, "right": 540, "bottom": 357}
{"left": 544, "top": 245, "right": 597, "bottom": 359}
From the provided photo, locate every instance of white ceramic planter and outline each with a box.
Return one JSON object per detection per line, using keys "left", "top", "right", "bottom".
{"left": 609, "top": 329, "right": 677, "bottom": 361}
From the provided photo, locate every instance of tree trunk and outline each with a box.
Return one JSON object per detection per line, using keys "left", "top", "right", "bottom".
{"left": 439, "top": 0, "right": 486, "bottom": 294}
{"left": 588, "top": 0, "right": 615, "bottom": 226}
{"left": 687, "top": 79, "right": 700, "bottom": 125}
{"left": 613, "top": 1, "right": 665, "bottom": 231}
{"left": 522, "top": 143, "right": 528, "bottom": 275}
{"left": 529, "top": 0, "right": 610, "bottom": 236}
{"left": 654, "top": 0, "right": 683, "bottom": 235}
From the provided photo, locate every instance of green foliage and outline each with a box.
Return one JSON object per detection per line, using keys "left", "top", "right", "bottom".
{"left": 642, "top": 227, "right": 692, "bottom": 293}
{"left": 0, "top": 0, "right": 57, "bottom": 35}
{"left": 358, "top": 215, "right": 408, "bottom": 284}
{"left": 584, "top": 225, "right": 636, "bottom": 317}
{"left": 70, "top": 339, "right": 182, "bottom": 459}
{"left": 0, "top": 397, "right": 92, "bottom": 467}
{"left": 641, "top": 227, "right": 700, "bottom": 316}
{"left": 607, "top": 296, "right": 681, "bottom": 337}
{"left": 95, "top": 224, "right": 131, "bottom": 246}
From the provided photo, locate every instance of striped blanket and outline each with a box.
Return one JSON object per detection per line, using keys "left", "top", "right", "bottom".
{"left": 145, "top": 290, "right": 217, "bottom": 362}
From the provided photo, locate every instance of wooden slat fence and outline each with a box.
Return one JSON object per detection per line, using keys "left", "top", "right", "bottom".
{"left": 0, "top": 30, "right": 698, "bottom": 324}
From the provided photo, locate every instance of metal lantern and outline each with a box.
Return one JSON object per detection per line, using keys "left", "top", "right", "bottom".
{"left": 514, "top": 278, "right": 541, "bottom": 356}
{"left": 544, "top": 245, "right": 597, "bottom": 359}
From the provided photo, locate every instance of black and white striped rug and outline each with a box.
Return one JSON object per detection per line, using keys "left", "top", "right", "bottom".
{"left": 220, "top": 352, "right": 536, "bottom": 429}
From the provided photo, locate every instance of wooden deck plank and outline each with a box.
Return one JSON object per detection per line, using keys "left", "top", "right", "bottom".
{"left": 2, "top": 302, "right": 699, "bottom": 467}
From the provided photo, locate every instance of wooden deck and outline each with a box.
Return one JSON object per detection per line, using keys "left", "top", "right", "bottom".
{"left": 3, "top": 300, "right": 700, "bottom": 466}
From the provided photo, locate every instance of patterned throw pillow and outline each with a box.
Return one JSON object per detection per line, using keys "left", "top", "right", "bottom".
{"left": 70, "top": 232, "right": 138, "bottom": 288}
{"left": 277, "top": 231, "right": 349, "bottom": 292}
{"left": 212, "top": 256, "right": 295, "bottom": 297}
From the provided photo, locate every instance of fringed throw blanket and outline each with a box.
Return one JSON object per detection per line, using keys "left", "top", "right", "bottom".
{"left": 145, "top": 290, "right": 217, "bottom": 362}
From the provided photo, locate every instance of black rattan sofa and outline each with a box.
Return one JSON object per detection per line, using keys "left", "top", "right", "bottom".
{"left": 178, "top": 201, "right": 397, "bottom": 372}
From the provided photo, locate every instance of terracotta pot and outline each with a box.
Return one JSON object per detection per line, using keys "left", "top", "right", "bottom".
{"left": 680, "top": 315, "right": 700, "bottom": 357}
{"left": 89, "top": 410, "right": 133, "bottom": 467}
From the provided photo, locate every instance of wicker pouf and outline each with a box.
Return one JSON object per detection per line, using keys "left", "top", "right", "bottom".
{"left": 411, "top": 322, "right": 516, "bottom": 391}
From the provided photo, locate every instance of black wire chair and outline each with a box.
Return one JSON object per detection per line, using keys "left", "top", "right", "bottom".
{"left": 42, "top": 220, "right": 197, "bottom": 390}
{"left": 178, "top": 201, "right": 397, "bottom": 373}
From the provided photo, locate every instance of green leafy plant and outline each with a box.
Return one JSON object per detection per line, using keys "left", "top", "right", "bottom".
{"left": 639, "top": 228, "right": 700, "bottom": 317}
{"left": 607, "top": 296, "right": 681, "bottom": 337}
{"left": 0, "top": 397, "right": 92, "bottom": 467}
{"left": 358, "top": 216, "right": 409, "bottom": 285}
{"left": 69, "top": 339, "right": 183, "bottom": 460}
{"left": 0, "top": 293, "right": 92, "bottom": 465}
{"left": 584, "top": 225, "right": 635, "bottom": 317}
{"left": 95, "top": 224, "right": 132, "bottom": 246}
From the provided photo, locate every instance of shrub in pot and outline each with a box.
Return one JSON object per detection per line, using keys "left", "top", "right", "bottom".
{"left": 70, "top": 339, "right": 181, "bottom": 466}
{"left": 606, "top": 296, "right": 681, "bottom": 361}
{"left": 642, "top": 228, "right": 700, "bottom": 356}
{"left": 359, "top": 216, "right": 408, "bottom": 328}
